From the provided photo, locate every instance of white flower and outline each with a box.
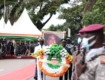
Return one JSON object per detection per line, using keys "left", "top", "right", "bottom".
{"left": 45, "top": 48, "right": 50, "bottom": 55}
{"left": 60, "top": 48, "right": 68, "bottom": 57}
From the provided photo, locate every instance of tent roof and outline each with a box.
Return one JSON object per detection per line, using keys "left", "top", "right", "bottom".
{"left": 12, "top": 8, "right": 42, "bottom": 37}
{"left": 2, "top": 20, "right": 12, "bottom": 33}
{"left": 0, "top": 17, "right": 5, "bottom": 32}
{"left": 0, "top": 8, "right": 42, "bottom": 38}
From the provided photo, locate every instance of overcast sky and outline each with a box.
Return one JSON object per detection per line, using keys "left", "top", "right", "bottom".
{"left": 42, "top": 3, "right": 72, "bottom": 29}
{"left": 42, "top": 13, "right": 66, "bottom": 29}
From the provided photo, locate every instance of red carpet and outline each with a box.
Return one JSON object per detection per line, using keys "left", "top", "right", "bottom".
{"left": 0, "top": 63, "right": 35, "bottom": 80}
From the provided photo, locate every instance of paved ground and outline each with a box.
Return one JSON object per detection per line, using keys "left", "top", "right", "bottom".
{"left": 0, "top": 59, "right": 59, "bottom": 80}
{"left": 29, "top": 76, "right": 59, "bottom": 80}
{"left": 0, "top": 59, "right": 35, "bottom": 74}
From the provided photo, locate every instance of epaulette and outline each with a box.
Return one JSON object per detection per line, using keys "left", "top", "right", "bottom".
{"left": 100, "top": 56, "right": 105, "bottom": 64}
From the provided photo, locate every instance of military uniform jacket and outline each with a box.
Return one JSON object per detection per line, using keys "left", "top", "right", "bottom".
{"left": 79, "top": 47, "right": 105, "bottom": 80}
{"left": 71, "top": 50, "right": 83, "bottom": 80}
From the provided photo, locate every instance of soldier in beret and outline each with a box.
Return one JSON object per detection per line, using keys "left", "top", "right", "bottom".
{"left": 72, "top": 24, "right": 105, "bottom": 80}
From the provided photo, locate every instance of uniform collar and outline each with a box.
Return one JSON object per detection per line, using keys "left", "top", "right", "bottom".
{"left": 86, "top": 47, "right": 104, "bottom": 62}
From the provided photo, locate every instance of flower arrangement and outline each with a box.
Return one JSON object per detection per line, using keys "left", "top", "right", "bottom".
{"left": 31, "top": 49, "right": 44, "bottom": 58}
{"left": 31, "top": 44, "right": 73, "bottom": 77}
{"left": 32, "top": 44, "right": 73, "bottom": 62}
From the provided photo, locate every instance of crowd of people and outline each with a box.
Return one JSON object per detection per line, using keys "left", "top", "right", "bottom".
{"left": 0, "top": 40, "right": 35, "bottom": 58}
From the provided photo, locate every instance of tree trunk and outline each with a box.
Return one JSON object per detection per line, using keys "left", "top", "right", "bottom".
{"left": 83, "top": 0, "right": 96, "bottom": 13}
{"left": 35, "top": 13, "right": 53, "bottom": 30}
{"left": 9, "top": 0, "right": 23, "bottom": 25}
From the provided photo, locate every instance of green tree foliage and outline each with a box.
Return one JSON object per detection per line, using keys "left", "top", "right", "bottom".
{"left": 58, "top": 0, "right": 105, "bottom": 36}
{"left": 47, "top": 25, "right": 57, "bottom": 31}
{"left": 47, "top": 24, "right": 65, "bottom": 31}
{"left": 58, "top": 4, "right": 83, "bottom": 35}
{"left": 83, "top": 0, "right": 105, "bottom": 25}
{"left": 0, "top": 0, "right": 69, "bottom": 30}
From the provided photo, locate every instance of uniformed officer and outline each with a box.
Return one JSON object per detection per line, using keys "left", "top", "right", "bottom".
{"left": 34, "top": 37, "right": 47, "bottom": 80}
{"left": 73, "top": 24, "right": 105, "bottom": 80}
{"left": 59, "top": 38, "right": 73, "bottom": 80}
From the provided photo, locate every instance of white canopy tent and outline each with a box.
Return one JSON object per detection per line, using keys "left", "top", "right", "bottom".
{"left": 0, "top": 17, "right": 5, "bottom": 33}
{"left": 12, "top": 8, "right": 41, "bottom": 37}
{"left": 0, "top": 8, "right": 41, "bottom": 39}
{"left": 3, "top": 20, "right": 12, "bottom": 33}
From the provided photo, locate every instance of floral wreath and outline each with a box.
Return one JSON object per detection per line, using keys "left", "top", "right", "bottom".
{"left": 32, "top": 44, "right": 73, "bottom": 77}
